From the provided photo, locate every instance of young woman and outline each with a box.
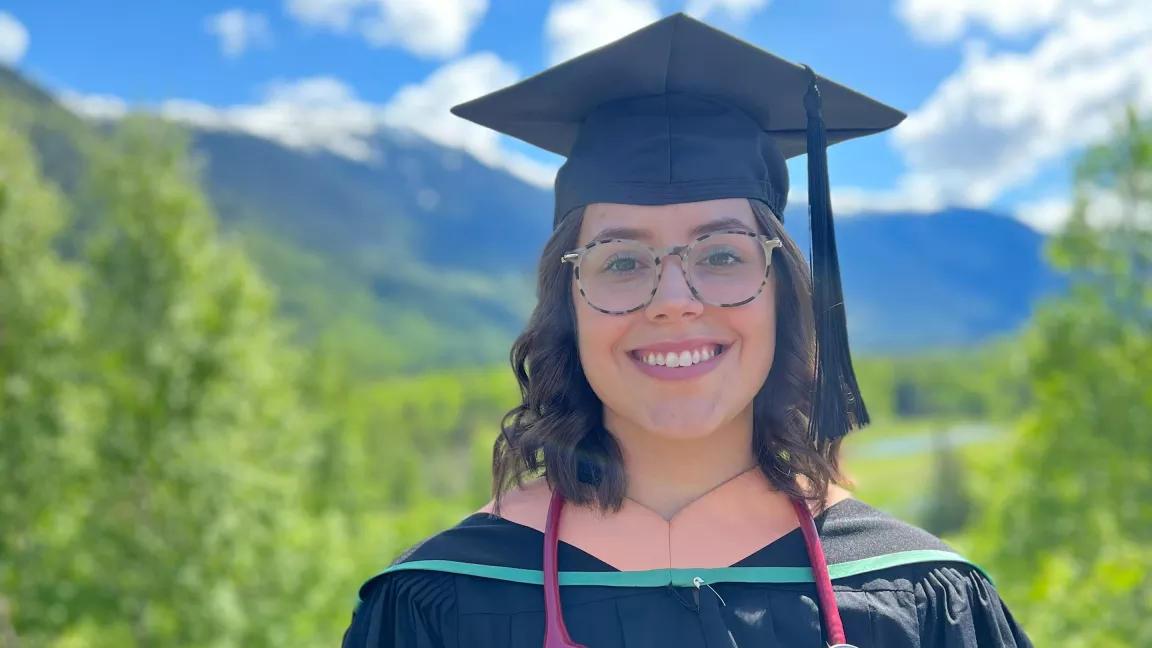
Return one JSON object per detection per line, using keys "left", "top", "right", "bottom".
{"left": 342, "top": 13, "right": 1033, "bottom": 648}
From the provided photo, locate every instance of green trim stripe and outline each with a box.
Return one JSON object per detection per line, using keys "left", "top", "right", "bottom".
{"left": 361, "top": 549, "right": 988, "bottom": 601}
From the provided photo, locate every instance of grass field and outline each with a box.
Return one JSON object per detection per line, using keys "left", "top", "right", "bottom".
{"left": 840, "top": 418, "right": 1011, "bottom": 524}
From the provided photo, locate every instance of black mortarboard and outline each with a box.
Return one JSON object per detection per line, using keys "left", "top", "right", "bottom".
{"left": 450, "top": 13, "right": 906, "bottom": 442}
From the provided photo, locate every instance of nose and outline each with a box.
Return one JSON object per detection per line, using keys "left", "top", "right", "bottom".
{"left": 645, "top": 258, "right": 703, "bottom": 321}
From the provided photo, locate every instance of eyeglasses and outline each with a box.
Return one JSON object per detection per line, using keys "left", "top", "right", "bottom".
{"left": 561, "top": 230, "right": 783, "bottom": 314}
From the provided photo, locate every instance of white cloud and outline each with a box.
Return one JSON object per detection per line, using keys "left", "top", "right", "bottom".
{"left": 0, "top": 12, "right": 29, "bottom": 66}
{"left": 59, "top": 54, "right": 559, "bottom": 189}
{"left": 684, "top": 0, "right": 770, "bottom": 22}
{"left": 205, "top": 9, "right": 273, "bottom": 58}
{"left": 381, "top": 53, "right": 559, "bottom": 186}
{"left": 1015, "top": 196, "right": 1072, "bottom": 233}
{"left": 1017, "top": 189, "right": 1152, "bottom": 233}
{"left": 161, "top": 77, "right": 387, "bottom": 161}
{"left": 58, "top": 91, "right": 129, "bottom": 120}
{"left": 829, "top": 182, "right": 952, "bottom": 215}
{"left": 543, "top": 0, "right": 769, "bottom": 65}
{"left": 544, "top": 0, "right": 661, "bottom": 64}
{"left": 896, "top": 0, "right": 1069, "bottom": 43}
{"left": 788, "top": 177, "right": 957, "bottom": 218}
{"left": 890, "top": 0, "right": 1152, "bottom": 210}
{"left": 284, "top": 0, "right": 488, "bottom": 59}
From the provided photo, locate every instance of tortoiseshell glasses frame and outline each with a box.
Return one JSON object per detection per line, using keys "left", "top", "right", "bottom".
{"left": 560, "top": 229, "right": 784, "bottom": 315}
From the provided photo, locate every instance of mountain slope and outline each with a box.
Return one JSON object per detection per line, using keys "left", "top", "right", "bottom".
{"left": 0, "top": 67, "right": 1064, "bottom": 370}
{"left": 190, "top": 129, "right": 546, "bottom": 368}
{"left": 783, "top": 208, "right": 1063, "bottom": 351}
{"left": 193, "top": 129, "right": 554, "bottom": 274}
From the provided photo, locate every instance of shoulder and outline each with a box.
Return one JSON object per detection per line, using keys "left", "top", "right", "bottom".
{"left": 818, "top": 498, "right": 984, "bottom": 582}
{"left": 358, "top": 510, "right": 540, "bottom": 595}
{"left": 820, "top": 500, "right": 1034, "bottom": 646}
{"left": 343, "top": 565, "right": 458, "bottom": 647}
{"left": 343, "top": 513, "right": 530, "bottom": 648}
{"left": 399, "top": 514, "right": 545, "bottom": 567}
{"left": 816, "top": 498, "right": 981, "bottom": 590}
{"left": 354, "top": 485, "right": 561, "bottom": 599}
{"left": 819, "top": 498, "right": 987, "bottom": 584}
{"left": 819, "top": 498, "right": 958, "bottom": 560}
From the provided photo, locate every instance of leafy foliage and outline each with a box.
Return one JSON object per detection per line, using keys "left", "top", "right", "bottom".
{"left": 968, "top": 107, "right": 1152, "bottom": 647}
{"left": 65, "top": 115, "right": 322, "bottom": 647}
{"left": 0, "top": 110, "right": 522, "bottom": 647}
{"left": 0, "top": 99, "right": 89, "bottom": 646}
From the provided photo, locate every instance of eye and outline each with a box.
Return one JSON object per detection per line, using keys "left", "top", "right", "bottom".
{"left": 602, "top": 253, "right": 641, "bottom": 273}
{"left": 700, "top": 248, "right": 744, "bottom": 266}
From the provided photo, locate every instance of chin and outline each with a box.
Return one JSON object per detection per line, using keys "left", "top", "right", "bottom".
{"left": 645, "top": 424, "right": 725, "bottom": 441}
{"left": 635, "top": 397, "right": 731, "bottom": 440}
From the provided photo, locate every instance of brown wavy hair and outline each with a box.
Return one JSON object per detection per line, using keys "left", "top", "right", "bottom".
{"left": 492, "top": 198, "right": 845, "bottom": 513}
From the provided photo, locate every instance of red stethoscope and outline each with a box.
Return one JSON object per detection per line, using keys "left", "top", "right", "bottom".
{"left": 541, "top": 491, "right": 856, "bottom": 648}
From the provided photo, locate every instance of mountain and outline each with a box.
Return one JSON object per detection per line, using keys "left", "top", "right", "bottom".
{"left": 0, "top": 67, "right": 1064, "bottom": 371}
{"left": 195, "top": 128, "right": 553, "bottom": 275}
{"left": 782, "top": 208, "right": 1064, "bottom": 351}
{"left": 189, "top": 128, "right": 552, "bottom": 369}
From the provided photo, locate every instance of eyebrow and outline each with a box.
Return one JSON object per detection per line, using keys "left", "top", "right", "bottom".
{"left": 587, "top": 216, "right": 752, "bottom": 243}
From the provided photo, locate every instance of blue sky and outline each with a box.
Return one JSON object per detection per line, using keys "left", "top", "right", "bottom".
{"left": 1, "top": 0, "right": 1149, "bottom": 232}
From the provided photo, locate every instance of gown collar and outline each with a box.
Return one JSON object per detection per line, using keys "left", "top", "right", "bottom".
{"left": 478, "top": 468, "right": 852, "bottom": 571}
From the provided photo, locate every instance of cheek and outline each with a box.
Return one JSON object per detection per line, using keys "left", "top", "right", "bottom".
{"left": 734, "top": 286, "right": 778, "bottom": 370}
{"left": 573, "top": 293, "right": 632, "bottom": 376}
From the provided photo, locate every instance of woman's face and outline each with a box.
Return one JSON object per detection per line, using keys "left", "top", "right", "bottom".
{"left": 572, "top": 198, "right": 777, "bottom": 441}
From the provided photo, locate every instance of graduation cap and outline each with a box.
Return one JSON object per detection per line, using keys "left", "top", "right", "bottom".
{"left": 451, "top": 13, "right": 906, "bottom": 442}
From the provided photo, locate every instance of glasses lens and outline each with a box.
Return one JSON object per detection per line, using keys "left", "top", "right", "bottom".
{"left": 578, "top": 240, "right": 657, "bottom": 312}
{"left": 686, "top": 233, "right": 769, "bottom": 305}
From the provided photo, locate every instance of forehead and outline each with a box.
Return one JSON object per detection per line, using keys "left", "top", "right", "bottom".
{"left": 578, "top": 199, "right": 759, "bottom": 244}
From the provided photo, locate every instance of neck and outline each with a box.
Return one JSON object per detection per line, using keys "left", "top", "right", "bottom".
{"left": 606, "top": 406, "right": 758, "bottom": 521}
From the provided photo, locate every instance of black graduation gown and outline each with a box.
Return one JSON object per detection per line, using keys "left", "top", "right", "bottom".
{"left": 341, "top": 499, "right": 1033, "bottom": 647}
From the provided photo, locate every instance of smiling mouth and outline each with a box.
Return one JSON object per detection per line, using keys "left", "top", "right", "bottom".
{"left": 628, "top": 344, "right": 727, "bottom": 368}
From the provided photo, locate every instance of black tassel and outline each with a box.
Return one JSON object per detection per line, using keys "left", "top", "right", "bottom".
{"left": 802, "top": 65, "right": 870, "bottom": 443}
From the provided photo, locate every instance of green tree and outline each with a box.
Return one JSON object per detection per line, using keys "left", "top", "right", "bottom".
{"left": 971, "top": 107, "right": 1152, "bottom": 646}
{"left": 919, "top": 428, "right": 972, "bottom": 537}
{"left": 893, "top": 379, "right": 920, "bottom": 418}
{"left": 65, "top": 115, "right": 320, "bottom": 648}
{"left": 0, "top": 103, "right": 89, "bottom": 647}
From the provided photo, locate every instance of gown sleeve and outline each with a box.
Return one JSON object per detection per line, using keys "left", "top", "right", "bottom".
{"left": 341, "top": 571, "right": 459, "bottom": 648}
{"left": 914, "top": 564, "right": 1034, "bottom": 647}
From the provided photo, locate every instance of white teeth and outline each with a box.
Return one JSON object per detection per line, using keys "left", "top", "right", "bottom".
{"left": 639, "top": 346, "right": 722, "bottom": 368}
